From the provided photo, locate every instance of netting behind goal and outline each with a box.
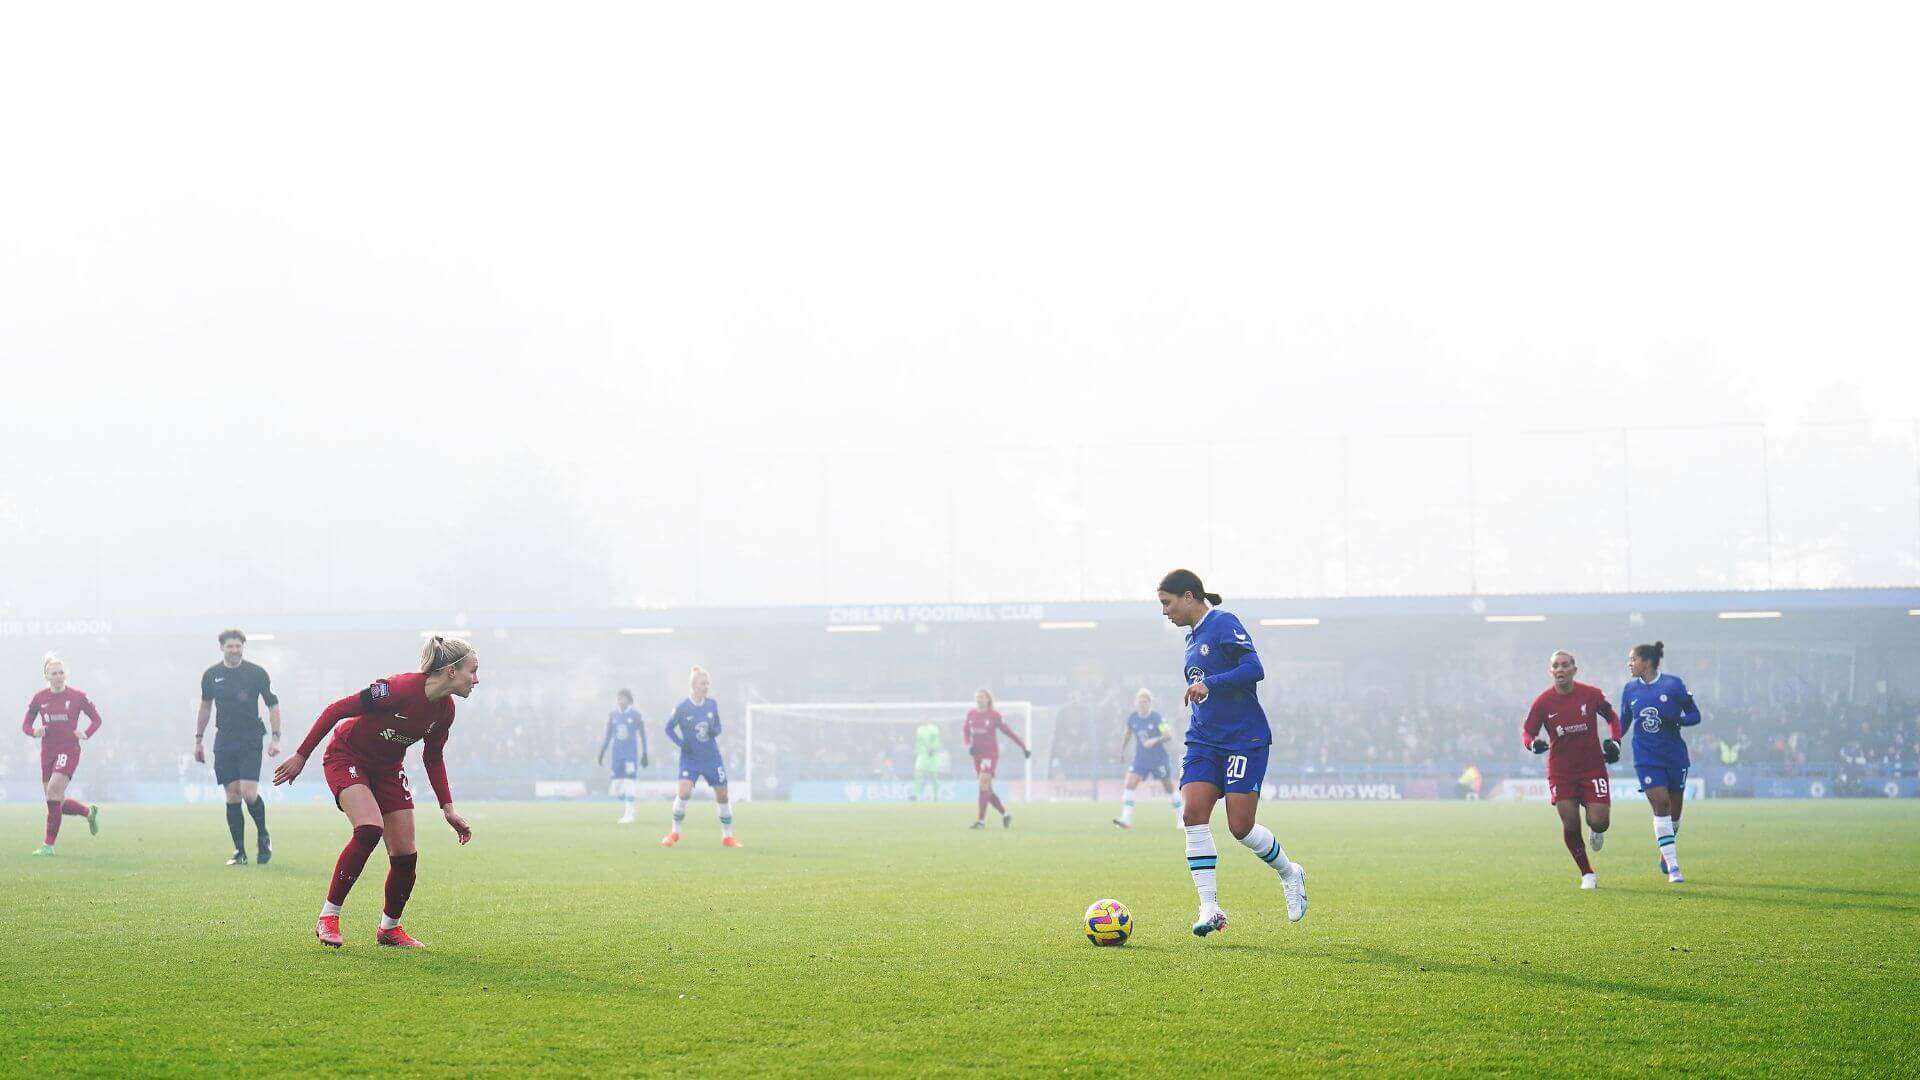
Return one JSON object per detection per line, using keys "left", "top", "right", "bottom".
{"left": 742, "top": 702, "right": 1058, "bottom": 803}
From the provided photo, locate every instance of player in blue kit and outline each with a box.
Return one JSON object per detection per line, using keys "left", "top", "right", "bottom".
{"left": 597, "top": 689, "right": 649, "bottom": 824}
{"left": 1621, "top": 640, "right": 1701, "bottom": 884}
{"left": 660, "top": 667, "right": 739, "bottom": 848}
{"left": 1157, "top": 569, "right": 1307, "bottom": 937}
{"left": 1112, "top": 689, "right": 1180, "bottom": 829}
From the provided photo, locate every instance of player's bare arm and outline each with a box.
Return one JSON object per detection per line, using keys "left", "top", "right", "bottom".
{"left": 194, "top": 700, "right": 211, "bottom": 762}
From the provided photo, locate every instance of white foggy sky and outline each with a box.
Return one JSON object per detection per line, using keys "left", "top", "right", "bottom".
{"left": 4, "top": 2, "right": 1918, "bottom": 610}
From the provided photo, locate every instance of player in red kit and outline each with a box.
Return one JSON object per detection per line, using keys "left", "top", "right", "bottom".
{"left": 963, "top": 689, "right": 1029, "bottom": 830}
{"left": 1522, "top": 650, "right": 1623, "bottom": 889}
{"left": 274, "top": 636, "right": 478, "bottom": 948}
{"left": 21, "top": 654, "right": 103, "bottom": 855}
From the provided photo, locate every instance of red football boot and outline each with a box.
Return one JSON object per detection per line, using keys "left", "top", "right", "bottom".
{"left": 316, "top": 915, "right": 344, "bottom": 948}
{"left": 659, "top": 831, "right": 681, "bottom": 847}
{"left": 376, "top": 924, "right": 426, "bottom": 948}
{"left": 721, "top": 835, "right": 742, "bottom": 848}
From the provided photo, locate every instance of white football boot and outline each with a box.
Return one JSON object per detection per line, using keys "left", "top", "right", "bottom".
{"left": 1191, "top": 904, "right": 1228, "bottom": 937}
{"left": 1580, "top": 872, "right": 1598, "bottom": 890}
{"left": 1589, "top": 830, "right": 1605, "bottom": 852}
{"left": 1280, "top": 862, "right": 1309, "bottom": 922}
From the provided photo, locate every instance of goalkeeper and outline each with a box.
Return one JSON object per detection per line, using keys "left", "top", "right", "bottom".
{"left": 912, "top": 720, "right": 942, "bottom": 801}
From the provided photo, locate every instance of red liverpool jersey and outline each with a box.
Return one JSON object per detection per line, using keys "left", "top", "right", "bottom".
{"left": 23, "top": 688, "right": 102, "bottom": 753}
{"left": 1522, "top": 682, "right": 1621, "bottom": 780}
{"left": 962, "top": 708, "right": 1019, "bottom": 758}
{"left": 298, "top": 671, "right": 457, "bottom": 805}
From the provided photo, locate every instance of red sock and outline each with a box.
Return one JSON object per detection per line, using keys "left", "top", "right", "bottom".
{"left": 61, "top": 799, "right": 88, "bottom": 816}
{"left": 1563, "top": 823, "right": 1593, "bottom": 875}
{"left": 988, "top": 791, "right": 1005, "bottom": 814}
{"left": 976, "top": 790, "right": 989, "bottom": 819}
{"left": 327, "top": 825, "right": 385, "bottom": 906}
{"left": 384, "top": 852, "right": 419, "bottom": 921}
{"left": 44, "top": 801, "right": 61, "bottom": 845}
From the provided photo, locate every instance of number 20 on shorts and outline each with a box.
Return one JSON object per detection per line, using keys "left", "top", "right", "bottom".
{"left": 1226, "top": 755, "right": 1248, "bottom": 780}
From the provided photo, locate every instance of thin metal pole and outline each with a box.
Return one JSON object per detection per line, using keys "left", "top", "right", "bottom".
{"left": 1759, "top": 426, "right": 1775, "bottom": 589}
{"left": 1465, "top": 433, "right": 1479, "bottom": 595}
{"left": 1621, "top": 429, "right": 1633, "bottom": 593}
{"left": 1341, "top": 436, "right": 1353, "bottom": 593}
{"left": 1077, "top": 444, "right": 1088, "bottom": 602}
{"left": 1912, "top": 418, "right": 1920, "bottom": 581}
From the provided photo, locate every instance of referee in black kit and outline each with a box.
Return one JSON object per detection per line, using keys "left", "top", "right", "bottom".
{"left": 194, "top": 629, "right": 282, "bottom": 865}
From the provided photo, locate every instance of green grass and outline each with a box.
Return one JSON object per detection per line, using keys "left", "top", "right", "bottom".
{"left": 2, "top": 799, "right": 1917, "bottom": 1077}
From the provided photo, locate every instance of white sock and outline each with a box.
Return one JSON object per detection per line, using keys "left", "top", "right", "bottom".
{"left": 1119, "top": 793, "right": 1135, "bottom": 824}
{"left": 1239, "top": 823, "right": 1290, "bottom": 873}
{"left": 1185, "top": 824, "right": 1219, "bottom": 907}
{"left": 320, "top": 901, "right": 342, "bottom": 917}
{"left": 671, "top": 796, "right": 687, "bottom": 830}
{"left": 380, "top": 913, "right": 401, "bottom": 930}
{"left": 717, "top": 802, "right": 734, "bottom": 838}
{"left": 1654, "top": 815, "right": 1678, "bottom": 870}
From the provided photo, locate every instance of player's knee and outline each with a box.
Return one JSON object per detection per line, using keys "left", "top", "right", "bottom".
{"left": 351, "top": 823, "right": 384, "bottom": 851}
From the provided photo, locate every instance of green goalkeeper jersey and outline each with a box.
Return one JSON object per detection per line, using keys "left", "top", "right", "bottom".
{"left": 914, "top": 722, "right": 941, "bottom": 767}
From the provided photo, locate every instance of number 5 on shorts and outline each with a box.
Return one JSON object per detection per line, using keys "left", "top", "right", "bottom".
{"left": 1226, "top": 755, "right": 1247, "bottom": 781}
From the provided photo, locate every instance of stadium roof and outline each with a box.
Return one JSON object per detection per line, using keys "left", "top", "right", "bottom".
{"left": 12, "top": 588, "right": 1920, "bottom": 638}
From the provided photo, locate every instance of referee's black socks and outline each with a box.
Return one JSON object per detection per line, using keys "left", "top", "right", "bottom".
{"left": 226, "top": 802, "right": 246, "bottom": 851}
{"left": 247, "top": 796, "right": 268, "bottom": 834}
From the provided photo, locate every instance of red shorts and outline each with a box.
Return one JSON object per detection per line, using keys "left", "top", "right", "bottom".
{"left": 972, "top": 753, "right": 997, "bottom": 777}
{"left": 41, "top": 742, "right": 81, "bottom": 783}
{"left": 323, "top": 747, "right": 415, "bottom": 814}
{"left": 1549, "top": 772, "right": 1612, "bottom": 806}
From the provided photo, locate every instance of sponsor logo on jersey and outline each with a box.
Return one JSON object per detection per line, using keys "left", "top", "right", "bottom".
{"left": 1638, "top": 707, "right": 1662, "bottom": 733}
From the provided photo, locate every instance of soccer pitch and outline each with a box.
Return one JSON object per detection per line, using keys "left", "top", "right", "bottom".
{"left": 4, "top": 800, "right": 1915, "bottom": 1077}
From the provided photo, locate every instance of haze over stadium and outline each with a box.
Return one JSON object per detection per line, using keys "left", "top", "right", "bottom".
{"left": 3, "top": 2, "right": 1918, "bottom": 1077}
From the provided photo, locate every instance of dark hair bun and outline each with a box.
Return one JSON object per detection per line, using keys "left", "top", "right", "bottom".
{"left": 1652, "top": 640, "right": 1666, "bottom": 662}
{"left": 1204, "top": 591, "right": 1224, "bottom": 605}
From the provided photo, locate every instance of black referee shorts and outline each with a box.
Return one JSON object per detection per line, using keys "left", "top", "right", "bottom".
{"left": 213, "top": 735, "right": 265, "bottom": 785}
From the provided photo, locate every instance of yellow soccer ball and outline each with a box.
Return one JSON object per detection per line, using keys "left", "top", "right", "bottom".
{"left": 1084, "top": 898, "right": 1132, "bottom": 946}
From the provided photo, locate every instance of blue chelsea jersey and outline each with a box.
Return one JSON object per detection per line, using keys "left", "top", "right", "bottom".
{"left": 1620, "top": 673, "right": 1700, "bottom": 769}
{"left": 603, "top": 707, "right": 643, "bottom": 761}
{"left": 1182, "top": 609, "right": 1270, "bottom": 752}
{"left": 1127, "top": 710, "right": 1168, "bottom": 750}
{"left": 668, "top": 698, "right": 723, "bottom": 762}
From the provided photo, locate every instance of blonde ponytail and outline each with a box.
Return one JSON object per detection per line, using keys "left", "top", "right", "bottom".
{"left": 421, "top": 635, "right": 476, "bottom": 674}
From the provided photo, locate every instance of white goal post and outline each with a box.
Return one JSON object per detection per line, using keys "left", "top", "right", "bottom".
{"left": 741, "top": 701, "right": 1038, "bottom": 803}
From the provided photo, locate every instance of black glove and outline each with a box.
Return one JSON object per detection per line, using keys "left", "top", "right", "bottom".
{"left": 641, "top": 754, "right": 650, "bottom": 768}
{"left": 1023, "top": 749, "right": 1032, "bottom": 760}
{"left": 1603, "top": 739, "right": 1621, "bottom": 764}
{"left": 1530, "top": 737, "right": 1549, "bottom": 755}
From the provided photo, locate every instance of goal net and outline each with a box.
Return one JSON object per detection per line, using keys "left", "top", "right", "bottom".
{"left": 741, "top": 701, "right": 1058, "bottom": 803}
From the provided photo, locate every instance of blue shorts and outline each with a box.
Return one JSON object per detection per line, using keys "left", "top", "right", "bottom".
{"left": 610, "top": 756, "right": 638, "bottom": 780}
{"left": 1129, "top": 749, "right": 1171, "bottom": 781}
{"left": 1180, "top": 744, "right": 1268, "bottom": 795}
{"left": 1636, "top": 764, "right": 1689, "bottom": 794}
{"left": 679, "top": 759, "right": 728, "bottom": 788}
